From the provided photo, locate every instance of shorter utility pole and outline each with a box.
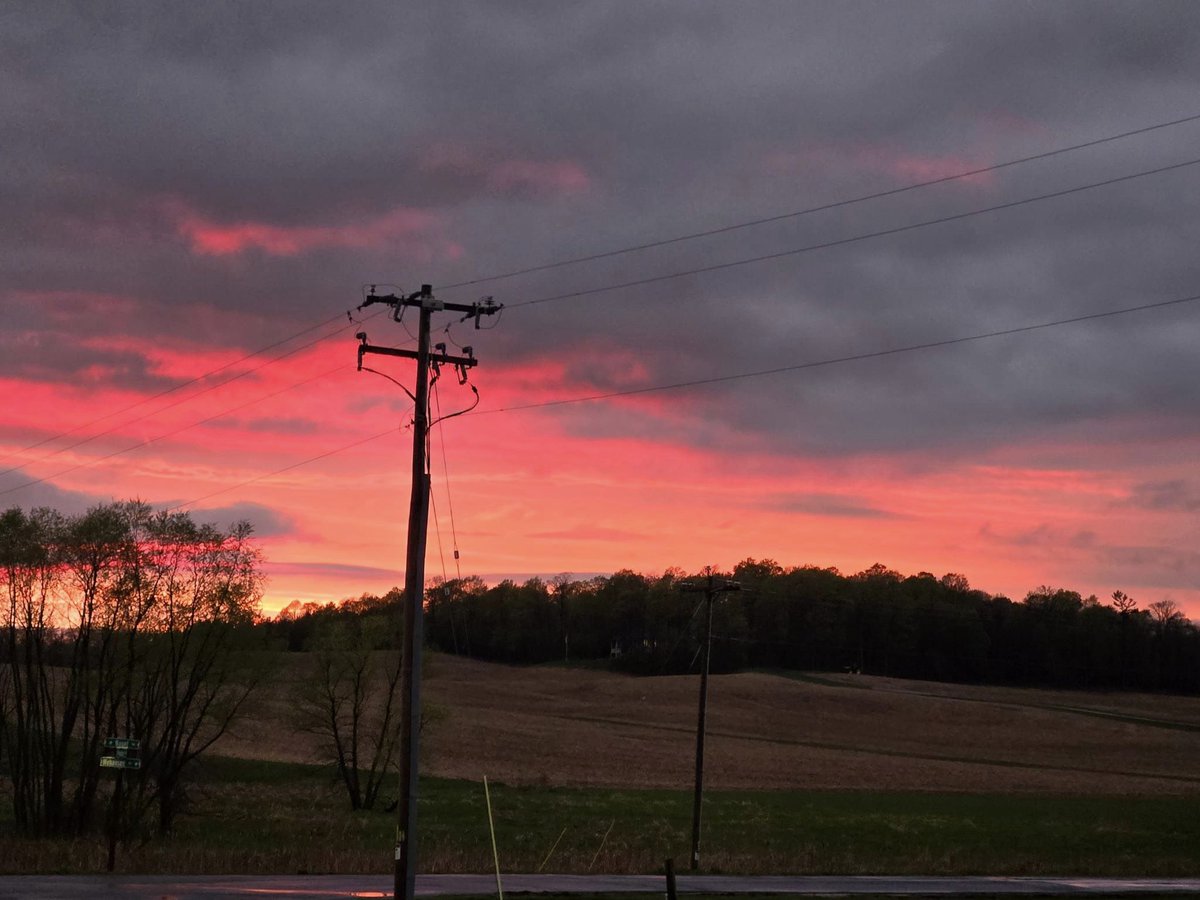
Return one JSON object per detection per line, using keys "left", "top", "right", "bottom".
{"left": 680, "top": 570, "right": 740, "bottom": 872}
{"left": 354, "top": 284, "right": 501, "bottom": 900}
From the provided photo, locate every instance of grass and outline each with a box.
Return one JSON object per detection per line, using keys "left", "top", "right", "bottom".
{"left": 5, "top": 658, "right": 1200, "bottom": 876}
{"left": 3, "top": 755, "right": 1199, "bottom": 876}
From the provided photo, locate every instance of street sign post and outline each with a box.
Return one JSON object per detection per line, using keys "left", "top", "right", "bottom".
{"left": 101, "top": 736, "right": 140, "bottom": 769}
{"left": 102, "top": 737, "right": 140, "bottom": 871}
{"left": 100, "top": 756, "right": 140, "bottom": 770}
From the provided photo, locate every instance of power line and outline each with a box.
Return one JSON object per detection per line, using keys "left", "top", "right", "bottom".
{"left": 10, "top": 110, "right": 1200, "bottom": 463}
{"left": 0, "top": 309, "right": 366, "bottom": 469}
{"left": 158, "top": 289, "right": 1200, "bottom": 510}
{"left": 0, "top": 311, "right": 382, "bottom": 478}
{"left": 0, "top": 363, "right": 352, "bottom": 499}
{"left": 10, "top": 113, "right": 1199, "bottom": 464}
{"left": 481, "top": 291, "right": 1200, "bottom": 414}
{"left": 10, "top": 149, "right": 1183, "bottom": 493}
{"left": 433, "top": 382, "right": 463, "bottom": 579}
{"left": 508, "top": 156, "right": 1200, "bottom": 310}
{"left": 164, "top": 420, "right": 406, "bottom": 513}
{"left": 437, "top": 110, "right": 1200, "bottom": 293}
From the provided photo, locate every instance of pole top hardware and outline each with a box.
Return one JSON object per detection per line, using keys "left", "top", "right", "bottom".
{"left": 356, "top": 286, "right": 503, "bottom": 329}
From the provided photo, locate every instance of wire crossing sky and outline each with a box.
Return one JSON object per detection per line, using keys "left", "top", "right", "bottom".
{"left": 3, "top": 2, "right": 1200, "bottom": 614}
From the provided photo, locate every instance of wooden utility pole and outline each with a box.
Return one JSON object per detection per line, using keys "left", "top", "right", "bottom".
{"left": 680, "top": 570, "right": 740, "bottom": 872}
{"left": 355, "top": 285, "right": 500, "bottom": 900}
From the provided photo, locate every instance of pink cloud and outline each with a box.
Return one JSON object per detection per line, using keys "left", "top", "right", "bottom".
{"left": 170, "top": 202, "right": 461, "bottom": 259}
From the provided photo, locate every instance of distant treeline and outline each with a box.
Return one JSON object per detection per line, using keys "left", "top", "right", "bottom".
{"left": 266, "top": 560, "right": 1200, "bottom": 693}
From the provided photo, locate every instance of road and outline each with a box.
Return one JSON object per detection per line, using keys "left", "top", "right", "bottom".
{"left": 2, "top": 874, "right": 1200, "bottom": 898}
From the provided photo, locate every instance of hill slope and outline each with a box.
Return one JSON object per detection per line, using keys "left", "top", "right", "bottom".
{"left": 221, "top": 653, "right": 1200, "bottom": 795}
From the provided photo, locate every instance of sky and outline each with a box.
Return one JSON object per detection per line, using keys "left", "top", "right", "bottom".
{"left": 3, "top": 1, "right": 1200, "bottom": 617}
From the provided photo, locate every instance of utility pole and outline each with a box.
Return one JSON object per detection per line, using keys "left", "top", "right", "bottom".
{"left": 679, "top": 569, "right": 740, "bottom": 872}
{"left": 354, "top": 284, "right": 501, "bottom": 900}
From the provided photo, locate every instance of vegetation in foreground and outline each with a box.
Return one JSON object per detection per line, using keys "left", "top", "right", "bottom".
{"left": 2, "top": 755, "right": 1198, "bottom": 877}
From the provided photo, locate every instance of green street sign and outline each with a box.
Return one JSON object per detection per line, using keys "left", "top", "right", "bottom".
{"left": 100, "top": 756, "right": 141, "bottom": 770}
{"left": 104, "top": 737, "right": 140, "bottom": 751}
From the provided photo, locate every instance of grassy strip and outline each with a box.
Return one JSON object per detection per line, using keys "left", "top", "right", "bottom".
{"left": 2, "top": 756, "right": 1199, "bottom": 876}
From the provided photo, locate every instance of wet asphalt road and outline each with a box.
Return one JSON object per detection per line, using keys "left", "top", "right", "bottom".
{"left": 2, "top": 873, "right": 1200, "bottom": 898}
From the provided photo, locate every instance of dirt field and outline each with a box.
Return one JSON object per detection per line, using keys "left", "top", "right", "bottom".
{"left": 220, "top": 652, "right": 1200, "bottom": 795}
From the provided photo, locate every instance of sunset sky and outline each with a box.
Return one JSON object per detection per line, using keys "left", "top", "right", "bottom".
{"left": 3, "top": 3, "right": 1200, "bottom": 617}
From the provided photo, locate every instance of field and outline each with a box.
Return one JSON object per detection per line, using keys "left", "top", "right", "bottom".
{"left": 224, "top": 653, "right": 1200, "bottom": 795}
{"left": 5, "top": 654, "right": 1200, "bottom": 876}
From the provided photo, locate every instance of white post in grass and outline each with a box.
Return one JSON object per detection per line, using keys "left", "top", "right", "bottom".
{"left": 484, "top": 776, "right": 504, "bottom": 900}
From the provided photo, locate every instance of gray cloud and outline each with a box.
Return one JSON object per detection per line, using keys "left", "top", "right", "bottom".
{"left": 0, "top": 468, "right": 115, "bottom": 516}
{"left": 207, "top": 416, "right": 320, "bottom": 436}
{"left": 1093, "top": 544, "right": 1200, "bottom": 593}
{"left": 766, "top": 493, "right": 901, "bottom": 520}
{"left": 191, "top": 501, "right": 297, "bottom": 538}
{"left": 0, "top": 480, "right": 298, "bottom": 539}
{"left": 1123, "top": 479, "right": 1200, "bottom": 512}
{"left": 981, "top": 523, "right": 1099, "bottom": 551}
{"left": 4, "top": 0, "right": 1200, "bottom": 461}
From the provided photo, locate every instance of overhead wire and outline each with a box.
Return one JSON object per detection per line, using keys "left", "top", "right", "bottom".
{"left": 434, "top": 110, "right": 1200, "bottom": 293}
{"left": 432, "top": 381, "right": 463, "bottom": 577}
{"left": 0, "top": 310, "right": 384, "bottom": 479}
{"left": 477, "top": 291, "right": 1200, "bottom": 415}
{"left": 9, "top": 110, "right": 1200, "bottom": 471}
{"left": 163, "top": 420, "right": 407, "bottom": 513}
{"left": 0, "top": 362, "right": 352, "bottom": 499}
{"left": 8, "top": 211, "right": 1196, "bottom": 503}
{"left": 0, "top": 308, "right": 380, "bottom": 470}
{"left": 159, "top": 288, "right": 1200, "bottom": 512}
{"left": 361, "top": 366, "right": 416, "bottom": 402}
{"left": 12, "top": 150, "right": 1189, "bottom": 495}
{"left": 11, "top": 115, "right": 1200, "bottom": 507}
{"left": 430, "top": 487, "right": 449, "bottom": 586}
{"left": 506, "top": 155, "right": 1200, "bottom": 310}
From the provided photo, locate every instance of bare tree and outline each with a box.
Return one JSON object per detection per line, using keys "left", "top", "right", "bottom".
{"left": 1148, "top": 598, "right": 1184, "bottom": 627}
{"left": 296, "top": 615, "right": 402, "bottom": 811}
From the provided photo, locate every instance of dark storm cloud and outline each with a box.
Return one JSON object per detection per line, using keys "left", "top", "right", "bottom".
{"left": 5, "top": 1, "right": 1200, "bottom": 457}
{"left": 0, "top": 326, "right": 182, "bottom": 392}
{"left": 191, "top": 500, "right": 297, "bottom": 537}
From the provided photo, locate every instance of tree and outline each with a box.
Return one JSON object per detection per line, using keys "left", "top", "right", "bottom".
{"left": 121, "top": 511, "right": 264, "bottom": 834}
{"left": 1110, "top": 590, "right": 1137, "bottom": 614}
{"left": 1149, "top": 598, "right": 1184, "bottom": 627}
{"left": 0, "top": 502, "right": 264, "bottom": 837}
{"left": 296, "top": 614, "right": 401, "bottom": 811}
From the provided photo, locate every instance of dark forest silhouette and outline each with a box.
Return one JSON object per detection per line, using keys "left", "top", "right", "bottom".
{"left": 266, "top": 560, "right": 1200, "bottom": 694}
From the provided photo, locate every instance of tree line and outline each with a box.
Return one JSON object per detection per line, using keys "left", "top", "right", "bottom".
{"left": 270, "top": 561, "right": 1200, "bottom": 694}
